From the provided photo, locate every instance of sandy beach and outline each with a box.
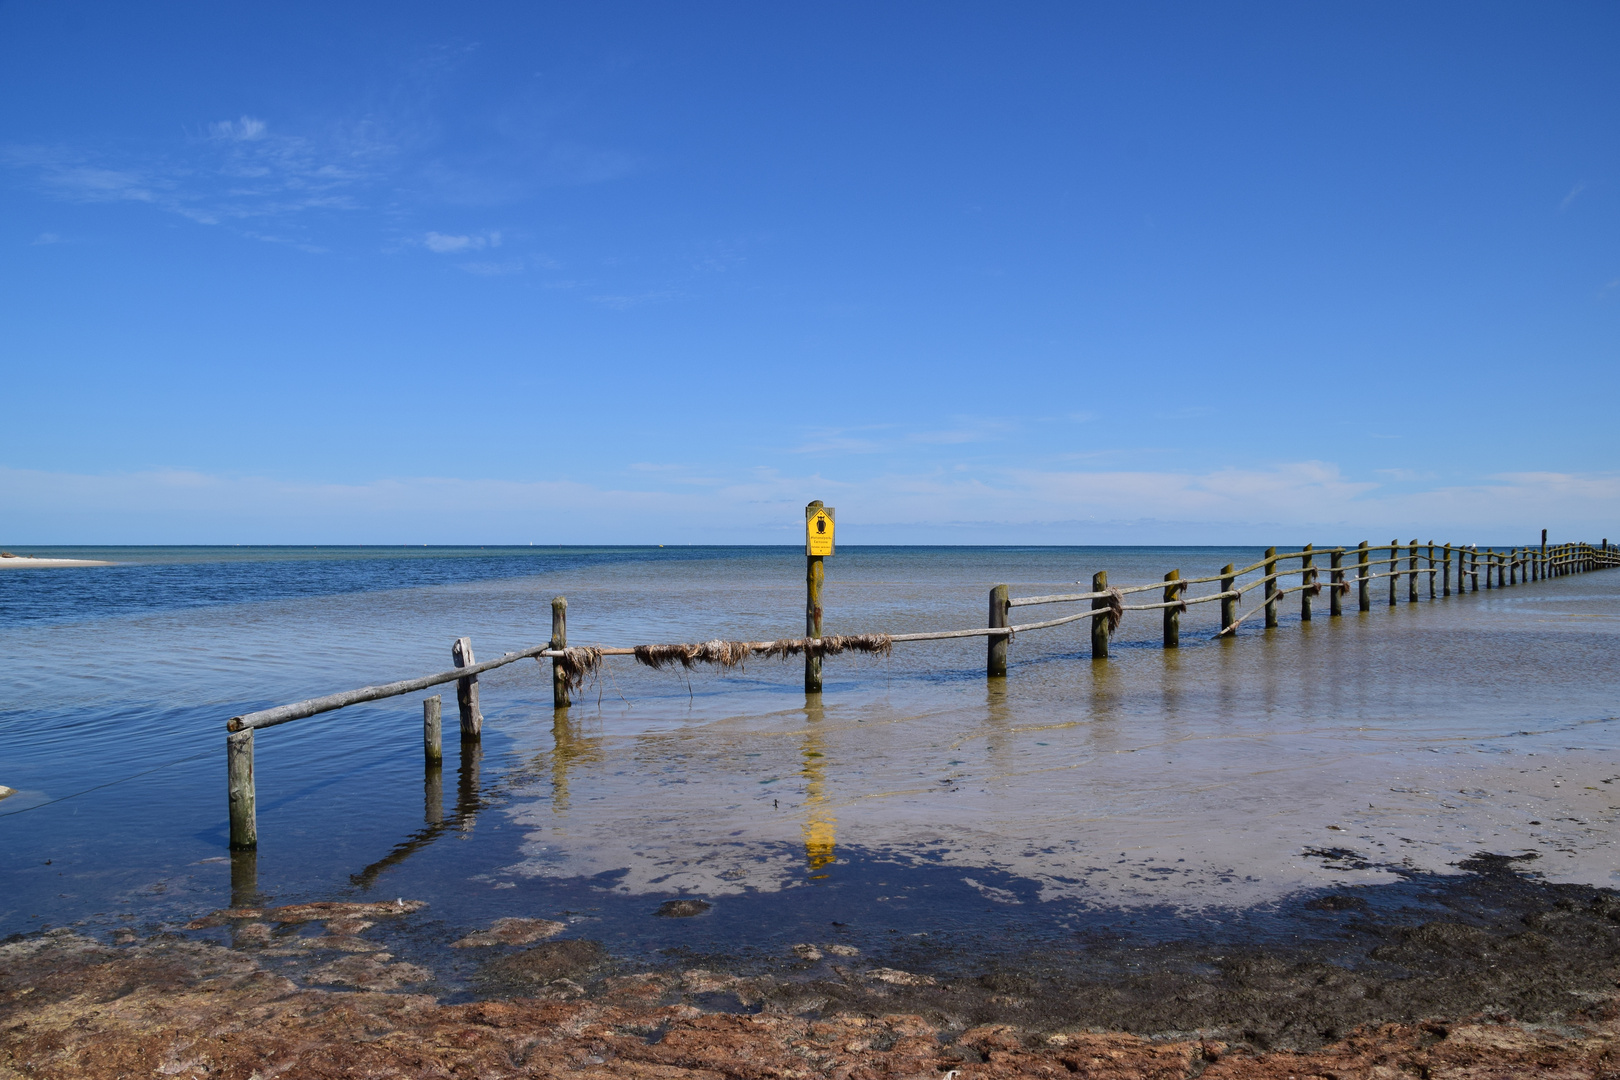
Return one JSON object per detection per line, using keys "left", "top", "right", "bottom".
{"left": 0, "top": 555, "right": 112, "bottom": 568}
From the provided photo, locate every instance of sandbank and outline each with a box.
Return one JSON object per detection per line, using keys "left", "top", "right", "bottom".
{"left": 0, "top": 555, "right": 113, "bottom": 568}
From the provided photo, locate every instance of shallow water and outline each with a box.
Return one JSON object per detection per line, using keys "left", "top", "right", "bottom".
{"left": 3, "top": 544, "right": 1617, "bottom": 980}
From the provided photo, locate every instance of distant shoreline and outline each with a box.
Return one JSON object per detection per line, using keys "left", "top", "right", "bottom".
{"left": 0, "top": 555, "right": 114, "bottom": 568}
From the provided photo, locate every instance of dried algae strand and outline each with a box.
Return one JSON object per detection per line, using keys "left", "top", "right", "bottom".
{"left": 633, "top": 634, "right": 893, "bottom": 672}
{"left": 552, "top": 647, "right": 603, "bottom": 692}
{"left": 1102, "top": 587, "right": 1126, "bottom": 633}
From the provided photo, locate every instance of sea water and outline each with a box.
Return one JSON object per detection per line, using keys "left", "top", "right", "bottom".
{"left": 3, "top": 545, "right": 1618, "bottom": 975}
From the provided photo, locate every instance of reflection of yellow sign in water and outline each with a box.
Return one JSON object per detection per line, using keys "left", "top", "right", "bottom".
{"left": 801, "top": 731, "right": 836, "bottom": 876}
{"left": 806, "top": 506, "right": 836, "bottom": 557}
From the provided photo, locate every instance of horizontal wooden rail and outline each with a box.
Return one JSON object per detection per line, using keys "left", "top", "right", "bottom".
{"left": 228, "top": 645, "right": 554, "bottom": 732}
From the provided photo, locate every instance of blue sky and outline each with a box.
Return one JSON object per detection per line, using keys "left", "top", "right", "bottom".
{"left": 3, "top": 2, "right": 1617, "bottom": 544}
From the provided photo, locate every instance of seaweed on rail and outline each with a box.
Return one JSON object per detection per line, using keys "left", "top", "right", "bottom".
{"left": 1102, "top": 586, "right": 1125, "bottom": 633}
{"left": 632, "top": 634, "right": 893, "bottom": 672}
{"left": 552, "top": 647, "right": 603, "bottom": 693}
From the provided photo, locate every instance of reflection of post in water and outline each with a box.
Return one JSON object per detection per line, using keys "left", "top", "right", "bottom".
{"left": 1159, "top": 643, "right": 1183, "bottom": 718}
{"left": 548, "top": 706, "right": 603, "bottom": 816}
{"left": 1087, "top": 648, "right": 1120, "bottom": 726}
{"left": 456, "top": 737, "right": 482, "bottom": 832}
{"left": 983, "top": 679, "right": 1011, "bottom": 771}
{"left": 229, "top": 847, "right": 258, "bottom": 910}
{"left": 351, "top": 736, "right": 486, "bottom": 890}
{"left": 424, "top": 760, "right": 444, "bottom": 826}
{"left": 800, "top": 700, "right": 836, "bottom": 878}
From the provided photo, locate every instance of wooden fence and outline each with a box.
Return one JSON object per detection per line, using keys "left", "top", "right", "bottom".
{"left": 223, "top": 533, "right": 1617, "bottom": 849}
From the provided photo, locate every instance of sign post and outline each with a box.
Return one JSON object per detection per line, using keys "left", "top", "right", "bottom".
{"left": 805, "top": 501, "right": 835, "bottom": 693}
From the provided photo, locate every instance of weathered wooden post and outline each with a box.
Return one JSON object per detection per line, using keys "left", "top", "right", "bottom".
{"left": 1510, "top": 549, "right": 1518, "bottom": 586}
{"left": 452, "top": 637, "right": 482, "bottom": 740}
{"left": 1091, "top": 571, "right": 1111, "bottom": 658}
{"left": 227, "top": 728, "right": 257, "bottom": 850}
{"left": 1329, "top": 550, "right": 1343, "bottom": 617}
{"left": 988, "top": 584, "right": 1010, "bottom": 676}
{"left": 1220, "top": 564, "right": 1238, "bottom": 630}
{"left": 1358, "top": 541, "right": 1370, "bottom": 612}
{"left": 423, "top": 695, "right": 442, "bottom": 765}
{"left": 1484, "top": 548, "right": 1494, "bottom": 590}
{"left": 1300, "top": 545, "right": 1314, "bottom": 622}
{"left": 806, "top": 501, "right": 834, "bottom": 693}
{"left": 1388, "top": 541, "right": 1399, "bottom": 606}
{"left": 1443, "top": 543, "right": 1452, "bottom": 596}
{"left": 550, "top": 597, "right": 569, "bottom": 708}
{"left": 1471, "top": 546, "right": 1480, "bottom": 591}
{"left": 424, "top": 698, "right": 444, "bottom": 826}
{"left": 1408, "top": 540, "right": 1419, "bottom": 604}
{"left": 1427, "top": 542, "right": 1436, "bottom": 599}
{"left": 1264, "top": 547, "right": 1279, "bottom": 628}
{"left": 1163, "top": 570, "right": 1182, "bottom": 647}
{"left": 1497, "top": 549, "right": 1506, "bottom": 589}
{"left": 1540, "top": 529, "right": 1547, "bottom": 580}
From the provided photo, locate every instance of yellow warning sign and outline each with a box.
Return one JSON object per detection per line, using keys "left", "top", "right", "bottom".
{"left": 806, "top": 505, "right": 835, "bottom": 557}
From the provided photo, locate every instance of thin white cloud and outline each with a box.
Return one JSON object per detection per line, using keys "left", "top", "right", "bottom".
{"left": 1560, "top": 181, "right": 1586, "bottom": 211}
{"left": 588, "top": 289, "right": 678, "bottom": 309}
{"left": 4, "top": 115, "right": 395, "bottom": 240}
{"left": 209, "top": 116, "right": 268, "bottom": 142}
{"left": 424, "top": 230, "right": 501, "bottom": 253}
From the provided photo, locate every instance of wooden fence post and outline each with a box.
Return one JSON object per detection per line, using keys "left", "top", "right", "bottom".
{"left": 1358, "top": 541, "right": 1370, "bottom": 612}
{"left": 1408, "top": 540, "right": 1419, "bottom": 604}
{"left": 1264, "top": 547, "right": 1279, "bottom": 628}
{"left": 1540, "top": 529, "right": 1547, "bottom": 580}
{"left": 1300, "top": 545, "right": 1314, "bottom": 622}
{"left": 1427, "top": 542, "right": 1436, "bottom": 599}
{"left": 1389, "top": 541, "right": 1399, "bottom": 606}
{"left": 1329, "top": 549, "right": 1343, "bottom": 617}
{"left": 1471, "top": 546, "right": 1480, "bottom": 591}
{"left": 1163, "top": 570, "right": 1182, "bottom": 647}
{"left": 1220, "top": 564, "right": 1238, "bottom": 631}
{"left": 1091, "top": 571, "right": 1111, "bottom": 658}
{"left": 424, "top": 697, "right": 444, "bottom": 826}
{"left": 988, "top": 584, "right": 1010, "bottom": 677}
{"left": 1443, "top": 543, "right": 1452, "bottom": 596}
{"left": 550, "top": 597, "right": 569, "bottom": 708}
{"left": 806, "top": 550, "right": 825, "bottom": 694}
{"left": 423, "top": 695, "right": 442, "bottom": 765}
{"left": 452, "top": 637, "right": 482, "bottom": 740}
{"left": 227, "top": 728, "right": 257, "bottom": 850}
